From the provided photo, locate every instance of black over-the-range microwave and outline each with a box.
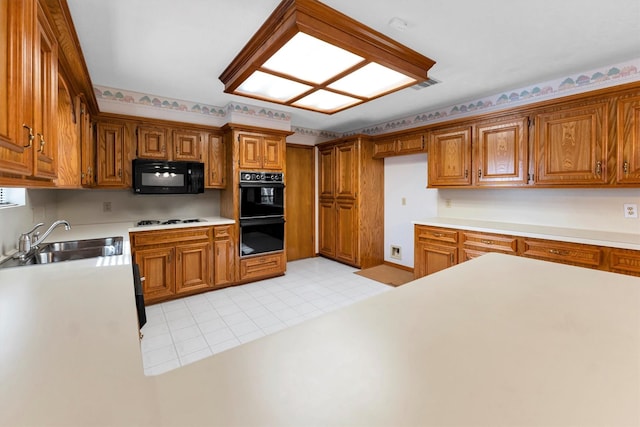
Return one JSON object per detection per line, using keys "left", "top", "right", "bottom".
{"left": 132, "top": 159, "right": 205, "bottom": 194}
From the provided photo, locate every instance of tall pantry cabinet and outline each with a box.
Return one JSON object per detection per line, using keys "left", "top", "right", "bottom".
{"left": 317, "top": 135, "right": 384, "bottom": 269}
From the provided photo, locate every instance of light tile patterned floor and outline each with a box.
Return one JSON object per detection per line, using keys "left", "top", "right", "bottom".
{"left": 140, "top": 257, "right": 392, "bottom": 375}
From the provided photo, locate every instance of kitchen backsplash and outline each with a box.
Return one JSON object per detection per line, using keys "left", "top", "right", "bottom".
{"left": 53, "top": 189, "right": 221, "bottom": 225}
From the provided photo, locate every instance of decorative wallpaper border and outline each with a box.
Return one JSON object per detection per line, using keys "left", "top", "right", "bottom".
{"left": 95, "top": 57, "right": 640, "bottom": 137}
{"left": 94, "top": 86, "right": 291, "bottom": 122}
{"left": 352, "top": 58, "right": 640, "bottom": 136}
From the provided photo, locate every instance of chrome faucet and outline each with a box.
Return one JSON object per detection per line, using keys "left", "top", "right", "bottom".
{"left": 16, "top": 220, "right": 71, "bottom": 260}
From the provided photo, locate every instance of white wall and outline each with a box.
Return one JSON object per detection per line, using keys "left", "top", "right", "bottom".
{"left": 54, "top": 189, "right": 221, "bottom": 225}
{"left": 437, "top": 187, "right": 640, "bottom": 234}
{"left": 0, "top": 190, "right": 58, "bottom": 257}
{"left": 384, "top": 154, "right": 438, "bottom": 268}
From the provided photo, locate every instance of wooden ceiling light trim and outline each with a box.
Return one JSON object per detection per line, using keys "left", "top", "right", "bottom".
{"left": 219, "top": 0, "right": 436, "bottom": 114}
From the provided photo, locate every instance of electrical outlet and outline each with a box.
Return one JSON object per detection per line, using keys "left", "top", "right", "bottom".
{"left": 103, "top": 201, "right": 112, "bottom": 213}
{"left": 624, "top": 203, "right": 638, "bottom": 218}
{"left": 401, "top": 197, "right": 406, "bottom": 206}
{"left": 390, "top": 245, "right": 401, "bottom": 260}
{"left": 445, "top": 199, "right": 452, "bottom": 208}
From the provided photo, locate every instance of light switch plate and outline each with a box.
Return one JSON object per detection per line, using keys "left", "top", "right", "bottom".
{"left": 624, "top": 203, "right": 638, "bottom": 218}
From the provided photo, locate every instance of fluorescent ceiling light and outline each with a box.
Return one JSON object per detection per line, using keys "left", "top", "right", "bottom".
{"left": 219, "top": 0, "right": 435, "bottom": 114}
{"left": 328, "top": 63, "right": 417, "bottom": 98}
{"left": 293, "top": 90, "right": 362, "bottom": 112}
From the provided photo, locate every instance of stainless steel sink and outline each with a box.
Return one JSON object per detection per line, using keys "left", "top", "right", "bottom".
{"left": 0, "top": 236, "right": 124, "bottom": 269}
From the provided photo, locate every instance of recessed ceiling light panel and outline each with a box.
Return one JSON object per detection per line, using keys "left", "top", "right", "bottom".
{"left": 219, "top": 0, "right": 435, "bottom": 114}
{"left": 262, "top": 32, "right": 364, "bottom": 84}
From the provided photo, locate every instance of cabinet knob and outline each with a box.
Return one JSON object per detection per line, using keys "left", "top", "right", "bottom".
{"left": 22, "top": 124, "right": 34, "bottom": 148}
{"left": 595, "top": 161, "right": 602, "bottom": 175}
{"left": 477, "top": 169, "right": 482, "bottom": 179}
{"left": 623, "top": 161, "right": 629, "bottom": 174}
{"left": 464, "top": 169, "right": 469, "bottom": 178}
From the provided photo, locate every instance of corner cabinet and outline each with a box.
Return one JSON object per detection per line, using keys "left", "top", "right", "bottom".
{"left": 414, "top": 226, "right": 458, "bottom": 278}
{"left": 317, "top": 135, "right": 384, "bottom": 269}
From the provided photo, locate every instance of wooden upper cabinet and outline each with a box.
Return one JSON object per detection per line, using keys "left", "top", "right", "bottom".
{"left": 137, "top": 126, "right": 168, "bottom": 160}
{"left": 373, "top": 133, "right": 425, "bottom": 158}
{"left": 428, "top": 126, "right": 472, "bottom": 186}
{"left": 617, "top": 95, "right": 640, "bottom": 184}
{"left": 238, "top": 133, "right": 284, "bottom": 170}
{"left": 31, "top": 2, "right": 58, "bottom": 180}
{"left": 534, "top": 102, "right": 607, "bottom": 185}
{"left": 474, "top": 116, "right": 529, "bottom": 186}
{"left": 318, "top": 146, "right": 335, "bottom": 198}
{"left": 206, "top": 133, "right": 225, "bottom": 188}
{"left": 0, "top": 0, "right": 33, "bottom": 176}
{"left": 96, "top": 120, "right": 129, "bottom": 187}
{"left": 262, "top": 136, "right": 284, "bottom": 169}
{"left": 335, "top": 141, "right": 358, "bottom": 198}
{"left": 172, "top": 129, "right": 201, "bottom": 161}
{"left": 78, "top": 98, "right": 94, "bottom": 187}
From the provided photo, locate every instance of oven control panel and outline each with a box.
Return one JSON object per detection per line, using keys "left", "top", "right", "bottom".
{"left": 239, "top": 172, "right": 284, "bottom": 183}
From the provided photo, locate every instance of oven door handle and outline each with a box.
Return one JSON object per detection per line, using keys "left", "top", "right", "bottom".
{"left": 240, "top": 217, "right": 285, "bottom": 227}
{"left": 238, "top": 182, "right": 284, "bottom": 188}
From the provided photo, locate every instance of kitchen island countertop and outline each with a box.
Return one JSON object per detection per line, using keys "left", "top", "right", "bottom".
{"left": 0, "top": 247, "right": 638, "bottom": 425}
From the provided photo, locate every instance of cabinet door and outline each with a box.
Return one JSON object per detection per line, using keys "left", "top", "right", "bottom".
{"left": 175, "top": 242, "right": 211, "bottom": 294}
{"left": 137, "top": 126, "right": 168, "bottom": 159}
{"left": 78, "top": 98, "right": 94, "bottom": 187}
{"left": 415, "top": 242, "right": 457, "bottom": 278}
{"left": 135, "top": 246, "right": 175, "bottom": 302}
{"left": 335, "top": 200, "right": 358, "bottom": 265}
{"left": 239, "top": 134, "right": 262, "bottom": 169}
{"left": 373, "top": 139, "right": 396, "bottom": 158}
{"left": 474, "top": 117, "right": 529, "bottom": 186}
{"left": 318, "top": 198, "right": 336, "bottom": 257}
{"left": 617, "top": 96, "right": 640, "bottom": 184}
{"left": 96, "top": 121, "right": 127, "bottom": 187}
{"left": 428, "top": 127, "right": 472, "bottom": 186}
{"left": 318, "top": 146, "right": 335, "bottom": 198}
{"left": 32, "top": 3, "right": 58, "bottom": 179}
{"left": 397, "top": 134, "right": 425, "bottom": 154}
{"left": 0, "top": 0, "right": 33, "bottom": 176}
{"left": 214, "top": 238, "right": 234, "bottom": 286}
{"left": 535, "top": 103, "right": 607, "bottom": 184}
{"left": 262, "top": 136, "right": 284, "bottom": 170}
{"left": 172, "top": 129, "right": 201, "bottom": 161}
{"left": 206, "top": 133, "right": 225, "bottom": 188}
{"left": 335, "top": 141, "right": 358, "bottom": 198}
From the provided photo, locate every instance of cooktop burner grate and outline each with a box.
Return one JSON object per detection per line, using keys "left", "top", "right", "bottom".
{"left": 136, "top": 220, "right": 161, "bottom": 226}
{"left": 136, "top": 218, "right": 204, "bottom": 226}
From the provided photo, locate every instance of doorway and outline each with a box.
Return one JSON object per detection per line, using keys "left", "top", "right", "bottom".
{"left": 285, "top": 144, "right": 315, "bottom": 261}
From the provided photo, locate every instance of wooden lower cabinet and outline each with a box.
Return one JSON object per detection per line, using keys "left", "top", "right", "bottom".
{"left": 240, "top": 252, "right": 285, "bottom": 281}
{"left": 213, "top": 225, "right": 235, "bottom": 286}
{"left": 415, "top": 224, "right": 638, "bottom": 279}
{"left": 414, "top": 226, "right": 458, "bottom": 278}
{"left": 131, "top": 226, "right": 216, "bottom": 304}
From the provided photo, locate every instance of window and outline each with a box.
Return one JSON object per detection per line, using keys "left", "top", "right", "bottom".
{"left": 0, "top": 187, "right": 26, "bottom": 209}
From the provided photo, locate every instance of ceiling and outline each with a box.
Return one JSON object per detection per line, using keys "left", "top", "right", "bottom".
{"left": 66, "top": 0, "right": 640, "bottom": 134}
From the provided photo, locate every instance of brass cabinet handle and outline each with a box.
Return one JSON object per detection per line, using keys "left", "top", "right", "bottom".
{"left": 595, "top": 161, "right": 602, "bottom": 175}
{"left": 37, "top": 133, "right": 46, "bottom": 153}
{"left": 22, "top": 124, "right": 34, "bottom": 148}
{"left": 478, "top": 169, "right": 482, "bottom": 179}
{"left": 549, "top": 249, "right": 569, "bottom": 256}
{"left": 432, "top": 233, "right": 445, "bottom": 237}
{"left": 623, "top": 161, "right": 629, "bottom": 174}
{"left": 480, "top": 239, "right": 493, "bottom": 245}
{"left": 118, "top": 168, "right": 122, "bottom": 177}
{"left": 464, "top": 169, "right": 469, "bottom": 178}
{"left": 450, "top": 253, "right": 454, "bottom": 263}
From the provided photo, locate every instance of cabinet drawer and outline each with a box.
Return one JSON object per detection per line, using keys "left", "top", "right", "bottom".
{"left": 416, "top": 226, "right": 458, "bottom": 244}
{"left": 609, "top": 249, "right": 640, "bottom": 276}
{"left": 463, "top": 231, "right": 517, "bottom": 254}
{"left": 131, "top": 227, "right": 212, "bottom": 247}
{"left": 214, "top": 225, "right": 232, "bottom": 239}
{"left": 522, "top": 239, "right": 602, "bottom": 268}
{"left": 240, "top": 253, "right": 285, "bottom": 280}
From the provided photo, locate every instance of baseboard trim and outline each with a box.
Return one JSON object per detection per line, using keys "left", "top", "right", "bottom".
{"left": 383, "top": 260, "right": 414, "bottom": 273}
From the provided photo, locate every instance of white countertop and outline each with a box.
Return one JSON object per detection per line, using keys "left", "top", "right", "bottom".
{"left": 1, "top": 249, "right": 638, "bottom": 426}
{"left": 413, "top": 217, "right": 640, "bottom": 250}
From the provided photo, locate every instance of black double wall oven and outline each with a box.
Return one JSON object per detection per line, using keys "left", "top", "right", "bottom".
{"left": 239, "top": 172, "right": 285, "bottom": 257}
